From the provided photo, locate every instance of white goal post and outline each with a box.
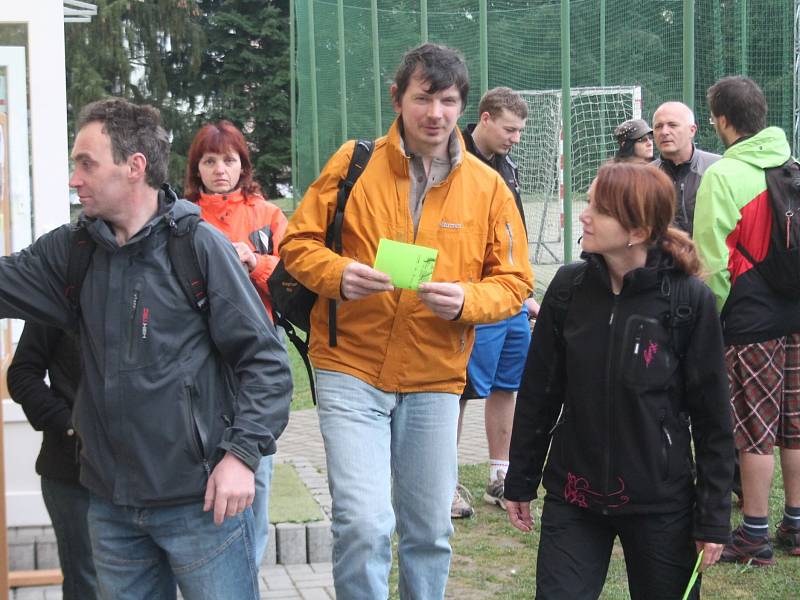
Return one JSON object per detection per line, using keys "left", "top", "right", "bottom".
{"left": 514, "top": 86, "right": 642, "bottom": 265}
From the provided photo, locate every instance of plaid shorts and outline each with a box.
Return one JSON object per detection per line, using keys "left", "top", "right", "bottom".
{"left": 725, "top": 333, "right": 800, "bottom": 453}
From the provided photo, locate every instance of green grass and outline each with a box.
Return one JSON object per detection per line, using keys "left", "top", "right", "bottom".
{"left": 268, "top": 463, "right": 324, "bottom": 523}
{"left": 386, "top": 459, "right": 800, "bottom": 599}
{"left": 287, "top": 339, "right": 314, "bottom": 410}
{"left": 271, "top": 196, "right": 296, "bottom": 217}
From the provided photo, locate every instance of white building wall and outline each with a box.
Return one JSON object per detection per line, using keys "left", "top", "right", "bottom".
{"left": 1, "top": 0, "right": 71, "bottom": 527}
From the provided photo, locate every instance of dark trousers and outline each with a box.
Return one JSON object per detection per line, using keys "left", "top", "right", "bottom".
{"left": 535, "top": 497, "right": 699, "bottom": 600}
{"left": 41, "top": 477, "right": 99, "bottom": 600}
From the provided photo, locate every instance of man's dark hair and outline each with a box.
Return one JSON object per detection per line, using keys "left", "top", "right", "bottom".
{"left": 707, "top": 76, "right": 767, "bottom": 135}
{"left": 392, "top": 43, "right": 469, "bottom": 107}
{"left": 77, "top": 98, "right": 170, "bottom": 188}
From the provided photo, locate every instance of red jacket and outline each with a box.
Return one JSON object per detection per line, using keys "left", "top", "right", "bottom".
{"left": 198, "top": 189, "right": 287, "bottom": 321}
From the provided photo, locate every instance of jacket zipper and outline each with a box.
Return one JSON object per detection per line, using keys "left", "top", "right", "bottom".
{"left": 603, "top": 295, "right": 620, "bottom": 498}
{"left": 659, "top": 409, "right": 672, "bottom": 481}
{"left": 185, "top": 384, "right": 211, "bottom": 476}
{"left": 632, "top": 322, "right": 644, "bottom": 357}
{"left": 127, "top": 289, "right": 140, "bottom": 361}
{"left": 680, "top": 182, "right": 687, "bottom": 226}
{"left": 505, "top": 222, "right": 514, "bottom": 265}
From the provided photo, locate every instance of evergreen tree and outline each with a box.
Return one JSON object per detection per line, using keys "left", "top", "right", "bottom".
{"left": 190, "top": 0, "right": 291, "bottom": 196}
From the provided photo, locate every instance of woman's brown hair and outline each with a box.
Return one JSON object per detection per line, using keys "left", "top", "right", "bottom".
{"left": 184, "top": 120, "right": 262, "bottom": 201}
{"left": 592, "top": 161, "right": 702, "bottom": 276}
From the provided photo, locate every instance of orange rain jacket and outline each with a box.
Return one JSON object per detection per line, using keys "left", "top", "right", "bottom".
{"left": 281, "top": 120, "right": 533, "bottom": 394}
{"left": 198, "top": 189, "right": 288, "bottom": 321}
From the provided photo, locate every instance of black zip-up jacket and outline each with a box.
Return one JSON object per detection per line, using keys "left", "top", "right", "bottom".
{"left": 506, "top": 251, "right": 734, "bottom": 543}
{"left": 462, "top": 124, "right": 527, "bottom": 236}
{"left": 8, "top": 322, "right": 81, "bottom": 483}
{"left": 653, "top": 147, "right": 720, "bottom": 235}
{"left": 0, "top": 190, "right": 292, "bottom": 507}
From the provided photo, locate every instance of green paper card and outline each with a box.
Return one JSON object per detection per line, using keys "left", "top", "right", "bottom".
{"left": 681, "top": 550, "right": 703, "bottom": 600}
{"left": 373, "top": 238, "right": 438, "bottom": 290}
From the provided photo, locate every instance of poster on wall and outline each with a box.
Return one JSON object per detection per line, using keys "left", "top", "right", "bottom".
{"left": 0, "top": 111, "right": 9, "bottom": 397}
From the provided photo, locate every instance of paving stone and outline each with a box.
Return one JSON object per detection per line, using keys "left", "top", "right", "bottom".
{"left": 292, "top": 574, "right": 334, "bottom": 586}
{"left": 264, "top": 523, "right": 277, "bottom": 566}
{"left": 306, "top": 521, "right": 332, "bottom": 564}
{"left": 43, "top": 589, "right": 62, "bottom": 600}
{"left": 299, "top": 588, "right": 333, "bottom": 600}
{"left": 309, "top": 562, "right": 332, "bottom": 574}
{"left": 276, "top": 523, "right": 307, "bottom": 565}
{"left": 13, "top": 587, "right": 47, "bottom": 600}
{"left": 263, "top": 590, "right": 302, "bottom": 599}
{"left": 35, "top": 529, "right": 60, "bottom": 570}
{"left": 8, "top": 538, "right": 36, "bottom": 571}
{"left": 285, "top": 563, "right": 313, "bottom": 577}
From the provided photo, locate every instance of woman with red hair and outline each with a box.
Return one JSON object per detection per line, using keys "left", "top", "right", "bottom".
{"left": 505, "top": 162, "right": 734, "bottom": 599}
{"left": 185, "top": 120, "right": 287, "bottom": 570}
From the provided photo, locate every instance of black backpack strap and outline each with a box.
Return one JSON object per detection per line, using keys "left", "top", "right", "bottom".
{"left": 548, "top": 261, "right": 587, "bottom": 343}
{"left": 65, "top": 225, "right": 97, "bottom": 314}
{"left": 279, "top": 318, "right": 318, "bottom": 405}
{"left": 661, "top": 273, "right": 696, "bottom": 361}
{"left": 327, "top": 139, "right": 375, "bottom": 347}
{"left": 167, "top": 214, "right": 209, "bottom": 314}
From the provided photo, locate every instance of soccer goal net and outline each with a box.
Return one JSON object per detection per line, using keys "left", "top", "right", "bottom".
{"left": 515, "top": 86, "right": 641, "bottom": 265}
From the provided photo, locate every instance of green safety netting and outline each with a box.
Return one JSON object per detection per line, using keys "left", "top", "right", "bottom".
{"left": 293, "top": 0, "right": 797, "bottom": 266}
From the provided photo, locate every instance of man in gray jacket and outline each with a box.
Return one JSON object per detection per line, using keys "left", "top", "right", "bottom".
{"left": 0, "top": 99, "right": 292, "bottom": 600}
{"left": 652, "top": 101, "right": 720, "bottom": 235}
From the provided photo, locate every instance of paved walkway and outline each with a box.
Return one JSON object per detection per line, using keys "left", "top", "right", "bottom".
{"left": 11, "top": 400, "right": 490, "bottom": 600}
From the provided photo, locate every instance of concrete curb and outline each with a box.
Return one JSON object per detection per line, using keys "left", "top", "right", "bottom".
{"left": 9, "top": 457, "right": 334, "bottom": 571}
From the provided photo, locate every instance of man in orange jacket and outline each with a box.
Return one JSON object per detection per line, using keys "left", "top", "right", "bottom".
{"left": 281, "top": 43, "right": 532, "bottom": 599}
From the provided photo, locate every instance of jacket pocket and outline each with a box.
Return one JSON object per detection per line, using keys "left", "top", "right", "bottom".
{"left": 621, "top": 315, "right": 678, "bottom": 389}
{"left": 183, "top": 383, "right": 211, "bottom": 476}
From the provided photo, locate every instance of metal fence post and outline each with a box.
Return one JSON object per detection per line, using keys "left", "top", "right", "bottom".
{"left": 290, "top": 0, "right": 298, "bottom": 206}
{"left": 741, "top": 0, "right": 748, "bottom": 75}
{"left": 307, "top": 0, "right": 320, "bottom": 177}
{"left": 600, "top": 0, "right": 606, "bottom": 86}
{"left": 480, "top": 0, "right": 488, "bottom": 95}
{"left": 561, "top": 0, "right": 572, "bottom": 263}
{"left": 683, "top": 0, "right": 695, "bottom": 111}
{"left": 371, "top": 0, "right": 382, "bottom": 138}
{"left": 421, "top": 0, "right": 428, "bottom": 43}
{"left": 337, "top": 0, "right": 348, "bottom": 141}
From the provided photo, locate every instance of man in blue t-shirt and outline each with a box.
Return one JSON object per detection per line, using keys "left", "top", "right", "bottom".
{"left": 454, "top": 87, "right": 539, "bottom": 517}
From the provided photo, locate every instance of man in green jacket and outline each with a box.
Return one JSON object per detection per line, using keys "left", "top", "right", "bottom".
{"left": 694, "top": 75, "right": 800, "bottom": 565}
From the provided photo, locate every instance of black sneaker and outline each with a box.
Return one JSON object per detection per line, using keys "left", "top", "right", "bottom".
{"left": 775, "top": 523, "right": 800, "bottom": 556}
{"left": 720, "top": 525, "right": 776, "bottom": 566}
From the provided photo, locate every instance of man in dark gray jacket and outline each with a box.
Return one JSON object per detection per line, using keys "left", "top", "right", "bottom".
{"left": 652, "top": 101, "right": 720, "bottom": 235}
{"left": 0, "top": 98, "right": 292, "bottom": 600}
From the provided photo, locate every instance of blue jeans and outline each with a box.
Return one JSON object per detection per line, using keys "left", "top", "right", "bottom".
{"left": 41, "top": 477, "right": 98, "bottom": 600}
{"left": 315, "top": 369, "right": 459, "bottom": 600}
{"left": 252, "top": 455, "right": 274, "bottom": 567}
{"left": 87, "top": 495, "right": 258, "bottom": 600}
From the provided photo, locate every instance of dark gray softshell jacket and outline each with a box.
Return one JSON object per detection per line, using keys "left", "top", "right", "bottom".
{"left": 0, "top": 194, "right": 292, "bottom": 507}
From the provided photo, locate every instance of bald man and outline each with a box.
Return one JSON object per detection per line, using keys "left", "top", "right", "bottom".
{"left": 652, "top": 101, "right": 720, "bottom": 235}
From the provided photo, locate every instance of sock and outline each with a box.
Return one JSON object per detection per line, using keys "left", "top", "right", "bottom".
{"left": 489, "top": 459, "right": 509, "bottom": 482}
{"left": 742, "top": 514, "right": 770, "bottom": 540}
{"left": 782, "top": 505, "right": 800, "bottom": 530}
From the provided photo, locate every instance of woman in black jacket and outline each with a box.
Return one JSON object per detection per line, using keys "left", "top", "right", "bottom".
{"left": 505, "top": 161, "right": 734, "bottom": 599}
{"left": 7, "top": 322, "right": 98, "bottom": 599}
